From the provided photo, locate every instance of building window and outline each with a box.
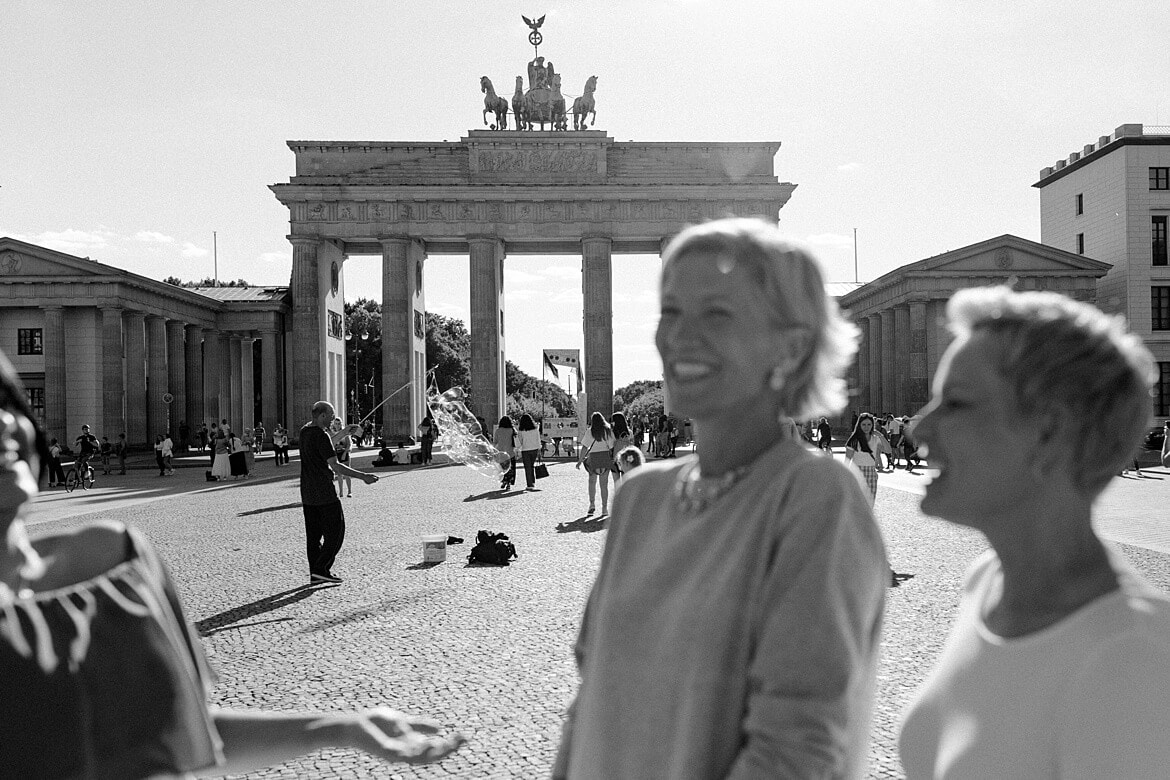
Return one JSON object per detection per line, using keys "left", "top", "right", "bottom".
{"left": 1158, "top": 362, "right": 1170, "bottom": 417}
{"left": 1075, "top": 193, "right": 1084, "bottom": 215}
{"left": 17, "top": 328, "right": 43, "bottom": 355}
{"left": 1155, "top": 216, "right": 1168, "bottom": 267}
{"left": 25, "top": 387, "right": 45, "bottom": 426}
{"left": 1154, "top": 287, "right": 1170, "bottom": 331}
{"left": 1152, "top": 167, "right": 1170, "bottom": 190}
{"left": 1076, "top": 233, "right": 1085, "bottom": 255}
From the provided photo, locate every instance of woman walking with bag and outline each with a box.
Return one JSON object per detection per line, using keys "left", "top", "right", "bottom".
{"left": 516, "top": 413, "right": 542, "bottom": 491}
{"left": 844, "top": 413, "right": 890, "bottom": 504}
{"left": 576, "top": 412, "right": 616, "bottom": 515}
{"left": 609, "top": 412, "right": 633, "bottom": 483}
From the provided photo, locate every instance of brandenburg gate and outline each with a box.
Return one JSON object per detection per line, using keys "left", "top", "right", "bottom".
{"left": 270, "top": 24, "right": 793, "bottom": 443}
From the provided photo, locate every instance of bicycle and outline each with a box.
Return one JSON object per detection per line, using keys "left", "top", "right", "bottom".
{"left": 64, "top": 461, "right": 96, "bottom": 492}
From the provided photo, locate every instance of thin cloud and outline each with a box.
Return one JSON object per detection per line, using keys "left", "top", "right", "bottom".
{"left": 28, "top": 228, "right": 114, "bottom": 254}
{"left": 837, "top": 162, "right": 863, "bottom": 172}
{"left": 505, "top": 268, "right": 544, "bottom": 284}
{"left": 257, "top": 251, "right": 288, "bottom": 265}
{"left": 805, "top": 233, "right": 854, "bottom": 249}
{"left": 506, "top": 289, "right": 538, "bottom": 301}
{"left": 181, "top": 242, "right": 210, "bottom": 259}
{"left": 135, "top": 230, "right": 174, "bottom": 243}
{"left": 539, "top": 266, "right": 582, "bottom": 281}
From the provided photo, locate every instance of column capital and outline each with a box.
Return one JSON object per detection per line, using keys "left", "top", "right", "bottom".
{"left": 185, "top": 322, "right": 203, "bottom": 335}
{"left": 378, "top": 235, "right": 413, "bottom": 249}
{"left": 581, "top": 235, "right": 613, "bottom": 248}
{"left": 241, "top": 332, "right": 256, "bottom": 343}
{"left": 287, "top": 235, "right": 320, "bottom": 247}
{"left": 43, "top": 304, "right": 65, "bottom": 311}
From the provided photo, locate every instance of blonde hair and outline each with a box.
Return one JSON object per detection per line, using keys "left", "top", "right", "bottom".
{"left": 660, "top": 218, "right": 859, "bottom": 419}
{"left": 947, "top": 286, "right": 1156, "bottom": 495}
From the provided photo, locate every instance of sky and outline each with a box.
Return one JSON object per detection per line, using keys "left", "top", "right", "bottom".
{"left": 4, "top": 0, "right": 1167, "bottom": 390}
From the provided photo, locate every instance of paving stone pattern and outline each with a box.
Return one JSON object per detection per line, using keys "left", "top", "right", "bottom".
{"left": 36, "top": 456, "right": 1170, "bottom": 779}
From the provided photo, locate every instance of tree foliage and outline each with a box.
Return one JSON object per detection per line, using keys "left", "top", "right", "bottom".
{"left": 613, "top": 379, "right": 663, "bottom": 411}
{"left": 624, "top": 388, "right": 666, "bottom": 422}
{"left": 344, "top": 299, "right": 383, "bottom": 423}
{"left": 163, "top": 276, "right": 252, "bottom": 288}
{"left": 425, "top": 313, "right": 470, "bottom": 394}
{"left": 505, "top": 360, "right": 574, "bottom": 418}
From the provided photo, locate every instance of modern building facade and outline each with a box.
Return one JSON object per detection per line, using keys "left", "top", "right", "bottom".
{"left": 1034, "top": 123, "right": 1170, "bottom": 418}
{"left": 0, "top": 237, "right": 291, "bottom": 448}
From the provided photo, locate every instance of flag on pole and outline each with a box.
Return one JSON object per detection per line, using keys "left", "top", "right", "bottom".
{"left": 543, "top": 349, "right": 581, "bottom": 370}
{"left": 543, "top": 351, "right": 559, "bottom": 379}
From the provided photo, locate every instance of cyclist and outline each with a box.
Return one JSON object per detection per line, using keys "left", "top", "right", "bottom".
{"left": 73, "top": 423, "right": 99, "bottom": 482}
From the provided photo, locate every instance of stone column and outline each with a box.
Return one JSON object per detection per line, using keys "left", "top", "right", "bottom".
{"left": 146, "top": 315, "right": 169, "bottom": 438}
{"left": 43, "top": 306, "right": 67, "bottom": 440}
{"left": 879, "top": 310, "right": 895, "bottom": 414}
{"left": 185, "top": 325, "right": 204, "bottom": 432}
{"left": 100, "top": 306, "right": 125, "bottom": 441}
{"left": 217, "top": 332, "right": 231, "bottom": 430}
{"left": 124, "top": 311, "right": 147, "bottom": 445}
{"left": 856, "top": 317, "right": 870, "bottom": 414}
{"left": 289, "top": 237, "right": 322, "bottom": 437}
{"left": 893, "top": 304, "right": 911, "bottom": 414}
{"left": 260, "top": 328, "right": 279, "bottom": 442}
{"left": 381, "top": 237, "right": 413, "bottom": 442}
{"left": 229, "top": 335, "right": 243, "bottom": 433}
{"left": 203, "top": 331, "right": 221, "bottom": 428}
{"left": 582, "top": 237, "right": 613, "bottom": 420}
{"left": 866, "top": 314, "right": 883, "bottom": 413}
{"left": 241, "top": 333, "right": 255, "bottom": 433}
{"left": 468, "top": 237, "right": 505, "bottom": 427}
{"left": 908, "top": 301, "right": 929, "bottom": 414}
{"left": 166, "top": 321, "right": 186, "bottom": 440}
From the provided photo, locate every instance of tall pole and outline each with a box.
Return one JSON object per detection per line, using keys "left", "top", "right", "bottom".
{"left": 853, "top": 227, "right": 858, "bottom": 284}
{"left": 213, "top": 231, "right": 218, "bottom": 285}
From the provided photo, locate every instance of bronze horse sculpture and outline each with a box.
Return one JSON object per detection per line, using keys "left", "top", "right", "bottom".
{"left": 572, "top": 75, "right": 597, "bottom": 130}
{"left": 481, "top": 76, "right": 509, "bottom": 130}
{"left": 512, "top": 76, "right": 528, "bottom": 130}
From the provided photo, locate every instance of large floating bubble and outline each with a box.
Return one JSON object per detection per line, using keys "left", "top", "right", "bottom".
{"left": 427, "top": 385, "right": 505, "bottom": 480}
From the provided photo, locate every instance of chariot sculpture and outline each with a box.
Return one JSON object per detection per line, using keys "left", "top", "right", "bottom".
{"left": 477, "top": 15, "right": 597, "bottom": 132}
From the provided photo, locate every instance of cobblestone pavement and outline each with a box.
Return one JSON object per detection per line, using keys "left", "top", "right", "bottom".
{"left": 30, "top": 452, "right": 1170, "bottom": 779}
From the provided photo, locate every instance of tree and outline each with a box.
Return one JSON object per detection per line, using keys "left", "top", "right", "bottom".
{"left": 425, "top": 313, "right": 470, "bottom": 394}
{"left": 345, "top": 299, "right": 382, "bottom": 424}
{"left": 625, "top": 388, "right": 665, "bottom": 422}
{"left": 504, "top": 360, "right": 575, "bottom": 419}
{"left": 163, "top": 276, "right": 252, "bottom": 288}
{"left": 614, "top": 379, "right": 663, "bottom": 411}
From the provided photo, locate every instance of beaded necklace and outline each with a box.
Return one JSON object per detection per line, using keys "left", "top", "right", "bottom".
{"left": 673, "top": 460, "right": 753, "bottom": 514}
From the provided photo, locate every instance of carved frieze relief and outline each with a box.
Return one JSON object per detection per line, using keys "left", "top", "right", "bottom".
{"left": 0, "top": 251, "right": 26, "bottom": 274}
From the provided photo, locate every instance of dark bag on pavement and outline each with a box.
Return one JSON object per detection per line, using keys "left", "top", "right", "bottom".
{"left": 467, "top": 530, "right": 518, "bottom": 566}
{"left": 534, "top": 462, "right": 549, "bottom": 479}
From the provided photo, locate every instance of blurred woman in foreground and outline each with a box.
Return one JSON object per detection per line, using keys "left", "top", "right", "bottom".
{"left": 899, "top": 287, "right": 1170, "bottom": 778}
{"left": 0, "top": 351, "right": 462, "bottom": 777}
{"left": 555, "top": 218, "right": 887, "bottom": 779}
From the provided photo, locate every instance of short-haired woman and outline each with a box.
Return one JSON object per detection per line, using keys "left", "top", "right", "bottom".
{"left": 899, "top": 287, "right": 1170, "bottom": 777}
{"left": 555, "top": 218, "right": 886, "bottom": 779}
{"left": 576, "top": 412, "right": 615, "bottom": 515}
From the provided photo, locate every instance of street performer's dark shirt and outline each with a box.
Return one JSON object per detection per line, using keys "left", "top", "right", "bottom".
{"left": 299, "top": 423, "right": 339, "bottom": 506}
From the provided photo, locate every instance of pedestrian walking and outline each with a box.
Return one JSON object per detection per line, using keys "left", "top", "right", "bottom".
{"left": 115, "top": 433, "right": 128, "bottom": 474}
{"left": 817, "top": 416, "right": 833, "bottom": 453}
{"left": 161, "top": 432, "right": 174, "bottom": 475}
{"left": 492, "top": 415, "right": 517, "bottom": 490}
{"left": 0, "top": 351, "right": 465, "bottom": 775}
{"left": 516, "top": 413, "right": 541, "bottom": 490}
{"left": 253, "top": 422, "right": 265, "bottom": 455}
{"left": 243, "top": 428, "right": 256, "bottom": 472}
{"left": 300, "top": 401, "right": 378, "bottom": 583}
{"left": 576, "top": 413, "right": 616, "bottom": 516}
{"left": 99, "top": 436, "right": 112, "bottom": 475}
{"left": 199, "top": 422, "right": 208, "bottom": 453}
{"left": 46, "top": 438, "right": 66, "bottom": 487}
{"left": 272, "top": 424, "right": 289, "bottom": 465}
{"left": 417, "top": 413, "right": 436, "bottom": 465}
{"left": 609, "top": 411, "right": 633, "bottom": 483}
{"left": 899, "top": 286, "right": 1170, "bottom": 778}
{"left": 844, "top": 413, "right": 890, "bottom": 503}
{"left": 554, "top": 218, "right": 885, "bottom": 779}
{"left": 228, "top": 431, "right": 248, "bottom": 480}
{"left": 210, "top": 431, "right": 231, "bottom": 481}
{"left": 153, "top": 435, "right": 166, "bottom": 477}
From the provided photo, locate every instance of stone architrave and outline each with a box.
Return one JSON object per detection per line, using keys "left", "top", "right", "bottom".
{"left": 908, "top": 301, "right": 929, "bottom": 413}
{"left": 203, "top": 331, "right": 221, "bottom": 428}
{"left": 289, "top": 237, "right": 322, "bottom": 429}
{"left": 468, "top": 237, "right": 505, "bottom": 427}
{"left": 43, "top": 306, "right": 67, "bottom": 439}
{"left": 166, "top": 321, "right": 186, "bottom": 437}
{"left": 100, "top": 307, "right": 125, "bottom": 442}
{"left": 124, "top": 311, "right": 147, "bottom": 445}
{"left": 856, "top": 317, "right": 870, "bottom": 415}
{"left": 879, "top": 311, "right": 895, "bottom": 414}
{"left": 146, "top": 315, "right": 169, "bottom": 438}
{"left": 185, "top": 325, "right": 204, "bottom": 432}
{"left": 893, "top": 305, "right": 910, "bottom": 415}
{"left": 241, "top": 334, "right": 255, "bottom": 433}
{"left": 582, "top": 237, "right": 613, "bottom": 420}
{"left": 260, "top": 329, "right": 279, "bottom": 439}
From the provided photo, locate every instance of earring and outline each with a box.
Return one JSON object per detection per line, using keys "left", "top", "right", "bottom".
{"left": 769, "top": 367, "right": 786, "bottom": 392}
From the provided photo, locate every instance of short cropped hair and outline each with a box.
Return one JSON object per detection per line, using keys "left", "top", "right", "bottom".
{"left": 947, "top": 286, "right": 1156, "bottom": 495}
{"left": 311, "top": 401, "right": 334, "bottom": 417}
{"left": 661, "top": 218, "right": 859, "bottom": 420}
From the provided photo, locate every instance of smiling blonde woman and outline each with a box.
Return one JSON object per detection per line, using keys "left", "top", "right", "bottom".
{"left": 555, "top": 218, "right": 887, "bottom": 779}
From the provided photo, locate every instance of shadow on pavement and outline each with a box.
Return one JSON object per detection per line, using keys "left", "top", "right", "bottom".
{"left": 462, "top": 489, "right": 529, "bottom": 502}
{"left": 556, "top": 516, "right": 608, "bottom": 534}
{"left": 405, "top": 561, "right": 442, "bottom": 570}
{"left": 297, "top": 587, "right": 454, "bottom": 633}
{"left": 237, "top": 501, "right": 303, "bottom": 516}
{"left": 196, "top": 583, "right": 337, "bottom": 636}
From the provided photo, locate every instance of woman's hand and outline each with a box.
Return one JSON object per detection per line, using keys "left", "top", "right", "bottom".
{"left": 318, "top": 708, "right": 465, "bottom": 764}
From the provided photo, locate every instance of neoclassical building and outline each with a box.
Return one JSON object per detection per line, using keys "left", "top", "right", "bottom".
{"left": 0, "top": 237, "right": 290, "bottom": 447}
{"left": 838, "top": 234, "right": 1110, "bottom": 418}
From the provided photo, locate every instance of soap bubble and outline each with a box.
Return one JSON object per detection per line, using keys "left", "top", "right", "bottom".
{"left": 427, "top": 385, "right": 505, "bottom": 480}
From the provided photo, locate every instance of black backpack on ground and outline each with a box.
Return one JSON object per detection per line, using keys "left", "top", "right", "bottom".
{"left": 467, "top": 530, "right": 517, "bottom": 566}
